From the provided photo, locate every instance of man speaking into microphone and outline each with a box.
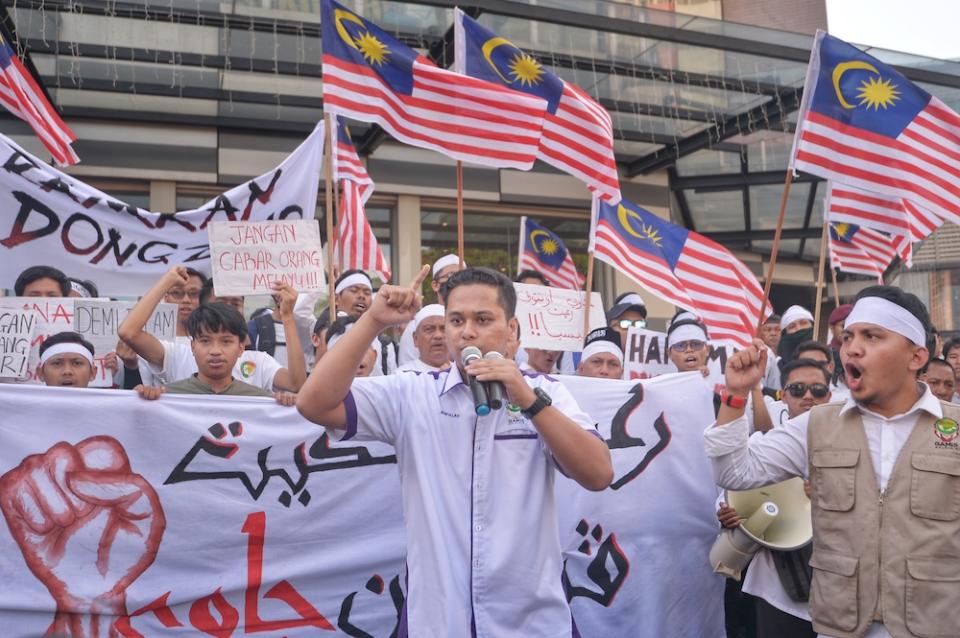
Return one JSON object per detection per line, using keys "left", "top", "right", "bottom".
{"left": 297, "top": 267, "right": 612, "bottom": 637}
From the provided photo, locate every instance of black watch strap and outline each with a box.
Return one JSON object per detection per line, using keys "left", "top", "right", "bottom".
{"left": 522, "top": 387, "right": 552, "bottom": 419}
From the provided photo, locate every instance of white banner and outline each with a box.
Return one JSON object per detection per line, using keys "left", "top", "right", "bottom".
{"left": 623, "top": 326, "right": 735, "bottom": 389}
{"left": 515, "top": 283, "right": 605, "bottom": 352}
{"left": 0, "top": 374, "right": 723, "bottom": 637}
{"left": 209, "top": 219, "right": 326, "bottom": 296}
{"left": 72, "top": 300, "right": 177, "bottom": 359}
{"left": 0, "top": 302, "right": 36, "bottom": 378}
{"left": 0, "top": 126, "right": 324, "bottom": 295}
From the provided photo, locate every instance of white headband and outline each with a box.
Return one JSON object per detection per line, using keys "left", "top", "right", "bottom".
{"left": 781, "top": 305, "right": 814, "bottom": 329}
{"left": 672, "top": 310, "right": 699, "bottom": 325}
{"left": 335, "top": 273, "right": 372, "bottom": 295}
{"left": 618, "top": 293, "right": 645, "bottom": 308}
{"left": 327, "top": 321, "right": 381, "bottom": 354}
{"left": 667, "top": 323, "right": 708, "bottom": 347}
{"left": 413, "top": 304, "right": 445, "bottom": 329}
{"left": 845, "top": 297, "right": 926, "bottom": 347}
{"left": 432, "top": 254, "right": 462, "bottom": 277}
{"left": 581, "top": 341, "right": 623, "bottom": 365}
{"left": 40, "top": 343, "right": 94, "bottom": 366}
{"left": 69, "top": 280, "right": 92, "bottom": 298}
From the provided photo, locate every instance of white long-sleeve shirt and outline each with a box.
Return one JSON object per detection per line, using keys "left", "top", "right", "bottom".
{"left": 704, "top": 385, "right": 942, "bottom": 638}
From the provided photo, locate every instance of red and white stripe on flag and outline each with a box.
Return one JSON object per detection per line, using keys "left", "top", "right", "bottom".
{"left": 829, "top": 223, "right": 900, "bottom": 282}
{"left": 0, "top": 39, "right": 78, "bottom": 166}
{"left": 322, "top": 55, "right": 547, "bottom": 170}
{"left": 337, "top": 180, "right": 391, "bottom": 282}
{"left": 540, "top": 82, "right": 621, "bottom": 204}
{"left": 516, "top": 250, "right": 584, "bottom": 291}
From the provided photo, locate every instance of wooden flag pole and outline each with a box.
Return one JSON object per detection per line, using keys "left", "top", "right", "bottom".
{"left": 813, "top": 220, "right": 829, "bottom": 341}
{"left": 830, "top": 262, "right": 841, "bottom": 307}
{"left": 324, "top": 113, "right": 337, "bottom": 323}
{"left": 756, "top": 171, "right": 795, "bottom": 334}
{"left": 456, "top": 161, "right": 465, "bottom": 268}
{"left": 582, "top": 252, "right": 595, "bottom": 340}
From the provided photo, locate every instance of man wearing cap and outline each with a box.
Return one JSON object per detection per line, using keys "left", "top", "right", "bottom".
{"left": 36, "top": 332, "right": 97, "bottom": 388}
{"left": 777, "top": 305, "right": 815, "bottom": 367}
{"left": 577, "top": 327, "right": 623, "bottom": 379}
{"left": 398, "top": 254, "right": 465, "bottom": 366}
{"left": 705, "top": 285, "right": 960, "bottom": 638}
{"left": 761, "top": 314, "right": 782, "bottom": 352}
{"left": 606, "top": 292, "right": 647, "bottom": 351}
{"left": 397, "top": 304, "right": 450, "bottom": 372}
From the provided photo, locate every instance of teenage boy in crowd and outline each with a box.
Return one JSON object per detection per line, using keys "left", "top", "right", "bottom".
{"left": 296, "top": 266, "right": 612, "bottom": 636}
{"left": 35, "top": 332, "right": 97, "bottom": 389}
{"left": 135, "top": 303, "right": 295, "bottom": 404}
{"left": 119, "top": 267, "right": 305, "bottom": 392}
{"left": 706, "top": 285, "right": 960, "bottom": 638}
{"left": 14, "top": 266, "right": 71, "bottom": 297}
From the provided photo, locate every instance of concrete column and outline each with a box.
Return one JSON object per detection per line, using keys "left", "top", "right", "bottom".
{"left": 150, "top": 180, "right": 177, "bottom": 213}
{"left": 395, "top": 194, "right": 421, "bottom": 285}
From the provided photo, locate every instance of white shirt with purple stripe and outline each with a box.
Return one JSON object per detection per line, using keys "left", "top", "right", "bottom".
{"left": 329, "top": 365, "right": 598, "bottom": 637}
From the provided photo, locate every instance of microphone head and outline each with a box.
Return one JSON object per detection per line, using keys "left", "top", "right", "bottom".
{"left": 483, "top": 351, "right": 504, "bottom": 360}
{"left": 461, "top": 346, "right": 483, "bottom": 366}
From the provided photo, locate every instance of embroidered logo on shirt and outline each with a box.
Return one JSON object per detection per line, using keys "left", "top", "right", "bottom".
{"left": 934, "top": 418, "right": 959, "bottom": 445}
{"left": 240, "top": 361, "right": 256, "bottom": 378}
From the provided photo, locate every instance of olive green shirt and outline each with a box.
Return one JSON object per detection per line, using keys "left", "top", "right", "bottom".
{"left": 164, "top": 374, "right": 273, "bottom": 397}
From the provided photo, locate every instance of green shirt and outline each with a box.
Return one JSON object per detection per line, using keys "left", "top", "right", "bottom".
{"left": 164, "top": 374, "right": 273, "bottom": 397}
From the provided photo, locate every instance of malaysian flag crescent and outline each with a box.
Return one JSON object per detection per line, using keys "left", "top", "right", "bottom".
{"left": 790, "top": 31, "right": 960, "bottom": 225}
{"left": 590, "top": 198, "right": 765, "bottom": 348}
{"left": 321, "top": 0, "right": 547, "bottom": 171}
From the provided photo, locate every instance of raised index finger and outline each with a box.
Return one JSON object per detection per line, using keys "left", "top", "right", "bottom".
{"left": 409, "top": 264, "right": 430, "bottom": 290}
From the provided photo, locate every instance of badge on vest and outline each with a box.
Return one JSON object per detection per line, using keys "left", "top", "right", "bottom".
{"left": 934, "top": 418, "right": 959, "bottom": 448}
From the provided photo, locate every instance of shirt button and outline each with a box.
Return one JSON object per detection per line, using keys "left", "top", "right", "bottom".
{"left": 475, "top": 524, "right": 483, "bottom": 532}
{"left": 474, "top": 559, "right": 481, "bottom": 567}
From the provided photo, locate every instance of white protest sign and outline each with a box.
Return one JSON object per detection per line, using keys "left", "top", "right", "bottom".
{"left": 209, "top": 219, "right": 326, "bottom": 296}
{"left": 73, "top": 300, "right": 177, "bottom": 358}
{"left": 2, "top": 298, "right": 114, "bottom": 386}
{"left": 0, "top": 302, "right": 36, "bottom": 379}
{"left": 0, "top": 125, "right": 324, "bottom": 295}
{"left": 623, "top": 326, "right": 736, "bottom": 388}
{"left": 515, "top": 283, "right": 604, "bottom": 351}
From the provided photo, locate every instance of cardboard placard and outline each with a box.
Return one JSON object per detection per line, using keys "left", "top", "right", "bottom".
{"left": 73, "top": 300, "right": 177, "bottom": 358}
{"left": 515, "top": 283, "right": 604, "bottom": 352}
{"left": 0, "top": 302, "right": 36, "bottom": 379}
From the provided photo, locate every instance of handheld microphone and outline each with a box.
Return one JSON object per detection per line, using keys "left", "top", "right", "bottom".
{"left": 483, "top": 351, "right": 506, "bottom": 410}
{"left": 460, "top": 346, "right": 490, "bottom": 416}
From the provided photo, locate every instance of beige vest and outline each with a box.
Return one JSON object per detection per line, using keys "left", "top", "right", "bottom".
{"left": 807, "top": 401, "right": 960, "bottom": 638}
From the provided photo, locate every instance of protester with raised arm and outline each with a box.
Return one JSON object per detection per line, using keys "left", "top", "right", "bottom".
{"left": 297, "top": 266, "right": 612, "bottom": 637}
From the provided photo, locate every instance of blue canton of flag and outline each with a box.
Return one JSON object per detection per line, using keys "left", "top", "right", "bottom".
{"left": 828, "top": 220, "right": 901, "bottom": 282}
{"left": 790, "top": 30, "right": 960, "bottom": 225}
{"left": 590, "top": 199, "right": 765, "bottom": 348}
{"left": 517, "top": 217, "right": 583, "bottom": 290}
{"left": 321, "top": 0, "right": 548, "bottom": 170}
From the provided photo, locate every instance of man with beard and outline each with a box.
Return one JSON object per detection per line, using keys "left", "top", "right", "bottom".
{"left": 705, "top": 285, "right": 960, "bottom": 638}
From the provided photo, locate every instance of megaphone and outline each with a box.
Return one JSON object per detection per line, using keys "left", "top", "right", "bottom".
{"left": 708, "top": 477, "right": 812, "bottom": 580}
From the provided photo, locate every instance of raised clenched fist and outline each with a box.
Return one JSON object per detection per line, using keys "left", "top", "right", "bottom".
{"left": 0, "top": 436, "right": 165, "bottom": 637}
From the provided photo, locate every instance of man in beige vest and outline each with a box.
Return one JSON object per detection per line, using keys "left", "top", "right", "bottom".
{"left": 705, "top": 285, "right": 960, "bottom": 638}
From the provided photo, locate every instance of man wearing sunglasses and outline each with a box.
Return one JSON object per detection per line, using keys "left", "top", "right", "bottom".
{"left": 706, "top": 285, "right": 960, "bottom": 638}
{"left": 606, "top": 292, "right": 647, "bottom": 350}
{"left": 719, "top": 357, "right": 832, "bottom": 637}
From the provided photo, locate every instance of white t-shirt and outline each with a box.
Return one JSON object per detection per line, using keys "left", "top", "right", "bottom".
{"left": 149, "top": 340, "right": 282, "bottom": 391}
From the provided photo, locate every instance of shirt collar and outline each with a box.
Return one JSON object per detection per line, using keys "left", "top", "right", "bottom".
{"left": 439, "top": 364, "right": 467, "bottom": 396}
{"left": 838, "top": 382, "right": 943, "bottom": 420}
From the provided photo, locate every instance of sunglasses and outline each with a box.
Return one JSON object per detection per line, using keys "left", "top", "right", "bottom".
{"left": 784, "top": 382, "right": 830, "bottom": 399}
{"left": 668, "top": 339, "right": 706, "bottom": 353}
{"left": 616, "top": 319, "right": 647, "bottom": 329}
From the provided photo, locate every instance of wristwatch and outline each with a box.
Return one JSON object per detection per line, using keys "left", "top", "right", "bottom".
{"left": 522, "top": 387, "right": 553, "bottom": 419}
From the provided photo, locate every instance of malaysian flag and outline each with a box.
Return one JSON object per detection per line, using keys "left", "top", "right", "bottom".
{"left": 455, "top": 10, "right": 621, "bottom": 203}
{"left": 321, "top": 0, "right": 547, "bottom": 170}
{"left": 0, "top": 31, "right": 77, "bottom": 166}
{"left": 333, "top": 118, "right": 390, "bottom": 282}
{"left": 590, "top": 198, "right": 765, "bottom": 348}
{"left": 516, "top": 216, "right": 584, "bottom": 290}
{"left": 790, "top": 31, "right": 960, "bottom": 225}
{"left": 829, "top": 222, "right": 902, "bottom": 282}
{"left": 825, "top": 182, "right": 943, "bottom": 267}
